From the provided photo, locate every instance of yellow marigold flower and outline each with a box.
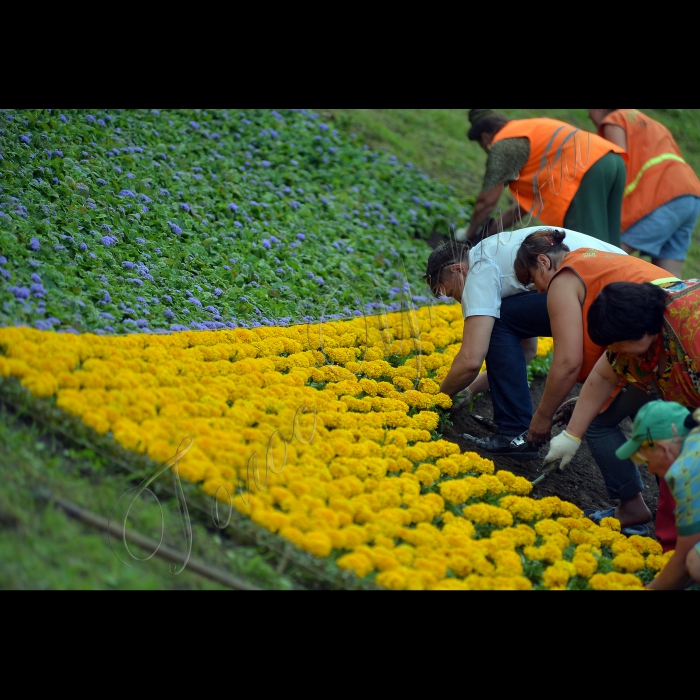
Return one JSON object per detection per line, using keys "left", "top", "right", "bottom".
{"left": 589, "top": 572, "right": 645, "bottom": 590}
{"left": 376, "top": 567, "right": 410, "bottom": 590}
{"left": 392, "top": 376, "right": 414, "bottom": 392}
{"left": 499, "top": 495, "right": 542, "bottom": 522}
{"left": 644, "top": 554, "right": 666, "bottom": 572}
{"left": 572, "top": 552, "right": 598, "bottom": 578}
{"left": 599, "top": 516, "right": 621, "bottom": 532}
{"left": 523, "top": 542, "right": 563, "bottom": 564}
{"left": 417, "top": 378, "right": 440, "bottom": 395}
{"left": 430, "top": 578, "right": 470, "bottom": 590}
{"left": 337, "top": 552, "right": 374, "bottom": 579}
{"left": 432, "top": 393, "right": 452, "bottom": 410}
{"left": 542, "top": 560, "right": 577, "bottom": 590}
{"left": 411, "top": 411, "right": 439, "bottom": 432}
{"left": 612, "top": 550, "right": 645, "bottom": 573}
{"left": 497, "top": 524, "right": 537, "bottom": 548}
{"left": 537, "top": 337, "right": 554, "bottom": 357}
{"left": 414, "top": 463, "right": 440, "bottom": 486}
{"left": 534, "top": 519, "right": 568, "bottom": 537}
{"left": 359, "top": 378, "right": 378, "bottom": 396}
{"left": 301, "top": 531, "right": 333, "bottom": 558}
{"left": 495, "top": 470, "right": 533, "bottom": 496}
{"left": 569, "top": 529, "right": 601, "bottom": 547}
{"left": 462, "top": 503, "right": 513, "bottom": 527}
{"left": 493, "top": 550, "right": 524, "bottom": 577}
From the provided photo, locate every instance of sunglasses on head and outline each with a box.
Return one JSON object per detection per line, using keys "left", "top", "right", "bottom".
{"left": 423, "top": 260, "right": 456, "bottom": 298}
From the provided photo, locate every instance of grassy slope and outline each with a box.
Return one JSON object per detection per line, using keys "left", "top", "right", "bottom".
{"left": 319, "top": 108, "right": 700, "bottom": 277}
{"left": 0, "top": 403, "right": 295, "bottom": 590}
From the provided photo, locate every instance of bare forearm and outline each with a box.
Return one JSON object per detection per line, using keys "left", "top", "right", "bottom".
{"left": 466, "top": 199, "right": 495, "bottom": 239}
{"left": 494, "top": 202, "right": 521, "bottom": 232}
{"left": 440, "top": 355, "right": 483, "bottom": 397}
{"left": 647, "top": 552, "right": 693, "bottom": 590}
{"left": 535, "top": 362, "right": 580, "bottom": 423}
{"left": 567, "top": 374, "right": 619, "bottom": 439}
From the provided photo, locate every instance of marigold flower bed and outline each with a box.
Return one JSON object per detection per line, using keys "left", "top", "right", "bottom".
{"left": 0, "top": 305, "right": 669, "bottom": 590}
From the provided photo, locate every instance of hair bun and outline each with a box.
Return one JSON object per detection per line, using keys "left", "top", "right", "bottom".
{"left": 552, "top": 229, "right": 567, "bottom": 245}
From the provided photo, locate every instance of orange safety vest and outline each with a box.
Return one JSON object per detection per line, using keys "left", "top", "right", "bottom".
{"left": 599, "top": 109, "right": 700, "bottom": 232}
{"left": 549, "top": 248, "right": 674, "bottom": 383}
{"left": 491, "top": 118, "right": 627, "bottom": 227}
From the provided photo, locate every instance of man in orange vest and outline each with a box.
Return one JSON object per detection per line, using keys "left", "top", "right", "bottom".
{"left": 588, "top": 109, "right": 700, "bottom": 279}
{"left": 460, "top": 110, "right": 627, "bottom": 247}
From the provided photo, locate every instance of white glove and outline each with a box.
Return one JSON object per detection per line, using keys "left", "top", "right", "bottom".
{"left": 543, "top": 430, "right": 581, "bottom": 470}
{"left": 449, "top": 388, "right": 472, "bottom": 414}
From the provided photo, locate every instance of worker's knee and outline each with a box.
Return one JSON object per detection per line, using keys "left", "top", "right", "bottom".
{"left": 685, "top": 546, "right": 700, "bottom": 583}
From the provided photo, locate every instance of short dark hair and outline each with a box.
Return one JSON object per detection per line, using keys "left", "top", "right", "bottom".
{"left": 424, "top": 241, "right": 470, "bottom": 291}
{"left": 467, "top": 109, "right": 510, "bottom": 142}
{"left": 587, "top": 282, "right": 668, "bottom": 346}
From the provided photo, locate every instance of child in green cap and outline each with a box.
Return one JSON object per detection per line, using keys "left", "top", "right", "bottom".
{"left": 616, "top": 400, "right": 700, "bottom": 589}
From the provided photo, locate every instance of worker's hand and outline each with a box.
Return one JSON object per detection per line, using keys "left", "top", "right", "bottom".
{"left": 527, "top": 411, "right": 553, "bottom": 446}
{"left": 553, "top": 398, "right": 578, "bottom": 427}
{"left": 543, "top": 430, "right": 581, "bottom": 470}
{"left": 449, "top": 388, "right": 472, "bottom": 416}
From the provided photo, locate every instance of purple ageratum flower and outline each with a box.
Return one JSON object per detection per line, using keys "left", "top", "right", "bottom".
{"left": 97, "top": 119, "right": 106, "bottom": 127}
{"left": 296, "top": 233, "right": 305, "bottom": 241}
{"left": 270, "top": 235, "right": 280, "bottom": 244}
{"left": 0, "top": 256, "right": 6, "bottom": 265}
{"left": 30, "top": 237, "right": 41, "bottom": 251}
{"left": 163, "top": 295, "right": 172, "bottom": 303}
{"left": 180, "top": 203, "right": 190, "bottom": 212}
{"left": 90, "top": 252, "right": 98, "bottom": 260}
{"left": 169, "top": 223, "right": 182, "bottom": 235}
{"left": 30, "top": 273, "right": 42, "bottom": 284}
{"left": 136, "top": 319, "right": 149, "bottom": 328}
{"left": 189, "top": 121, "right": 200, "bottom": 130}
{"left": 164, "top": 309, "right": 175, "bottom": 319}
{"left": 188, "top": 297, "right": 202, "bottom": 307}
{"left": 126, "top": 173, "right": 135, "bottom": 180}
{"left": 424, "top": 200, "right": 432, "bottom": 208}
{"left": 114, "top": 165, "right": 122, "bottom": 173}
{"left": 159, "top": 188, "right": 170, "bottom": 197}
{"left": 228, "top": 203, "right": 238, "bottom": 212}
{"left": 262, "top": 239, "right": 271, "bottom": 250}
{"left": 139, "top": 195, "right": 152, "bottom": 204}
{"left": 54, "top": 150, "right": 63, "bottom": 158}
{"left": 59, "top": 114, "right": 68, "bottom": 123}
{"left": 155, "top": 248, "right": 162, "bottom": 254}
{"left": 128, "top": 278, "right": 144, "bottom": 286}
{"left": 101, "top": 236, "right": 118, "bottom": 247}
{"left": 9, "top": 286, "right": 31, "bottom": 300}
{"left": 214, "top": 288, "right": 223, "bottom": 297}
{"left": 204, "top": 305, "right": 220, "bottom": 317}
{"left": 119, "top": 190, "right": 136, "bottom": 197}
{"left": 86, "top": 114, "right": 95, "bottom": 123}
{"left": 123, "top": 261, "right": 136, "bottom": 269}
{"left": 20, "top": 134, "right": 30, "bottom": 144}
{"left": 223, "top": 265, "right": 230, "bottom": 270}
{"left": 261, "top": 160, "right": 271, "bottom": 167}
{"left": 100, "top": 312, "right": 114, "bottom": 320}
{"left": 135, "top": 238, "right": 146, "bottom": 244}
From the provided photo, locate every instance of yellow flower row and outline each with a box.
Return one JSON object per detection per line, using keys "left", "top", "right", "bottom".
{"left": 0, "top": 307, "right": 665, "bottom": 589}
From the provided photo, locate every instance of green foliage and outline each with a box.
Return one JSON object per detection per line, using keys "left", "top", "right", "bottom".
{"left": 0, "top": 109, "right": 471, "bottom": 333}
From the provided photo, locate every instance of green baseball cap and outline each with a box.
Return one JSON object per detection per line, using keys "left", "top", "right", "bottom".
{"left": 616, "top": 400, "right": 692, "bottom": 460}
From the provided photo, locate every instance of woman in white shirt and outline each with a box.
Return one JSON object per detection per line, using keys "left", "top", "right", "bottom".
{"left": 424, "top": 226, "right": 625, "bottom": 458}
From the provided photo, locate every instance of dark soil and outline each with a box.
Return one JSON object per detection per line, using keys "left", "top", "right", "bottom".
{"left": 442, "top": 377, "right": 660, "bottom": 541}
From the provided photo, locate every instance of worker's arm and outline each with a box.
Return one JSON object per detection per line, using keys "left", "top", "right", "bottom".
{"left": 566, "top": 353, "right": 620, "bottom": 439}
{"left": 465, "top": 185, "right": 503, "bottom": 241}
{"left": 528, "top": 271, "right": 584, "bottom": 444}
{"left": 439, "top": 315, "right": 495, "bottom": 397}
{"left": 466, "top": 337, "right": 537, "bottom": 396}
{"left": 601, "top": 123, "right": 627, "bottom": 151}
{"left": 647, "top": 532, "right": 700, "bottom": 590}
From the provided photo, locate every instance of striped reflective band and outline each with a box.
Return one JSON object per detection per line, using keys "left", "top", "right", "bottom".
{"left": 624, "top": 153, "right": 687, "bottom": 197}
{"left": 651, "top": 277, "right": 682, "bottom": 286}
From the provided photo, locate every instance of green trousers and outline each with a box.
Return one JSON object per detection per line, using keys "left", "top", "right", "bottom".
{"left": 563, "top": 152, "right": 626, "bottom": 248}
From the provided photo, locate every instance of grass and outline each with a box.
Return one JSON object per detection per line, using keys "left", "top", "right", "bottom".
{"left": 0, "top": 401, "right": 296, "bottom": 590}
{"left": 318, "top": 108, "right": 700, "bottom": 278}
